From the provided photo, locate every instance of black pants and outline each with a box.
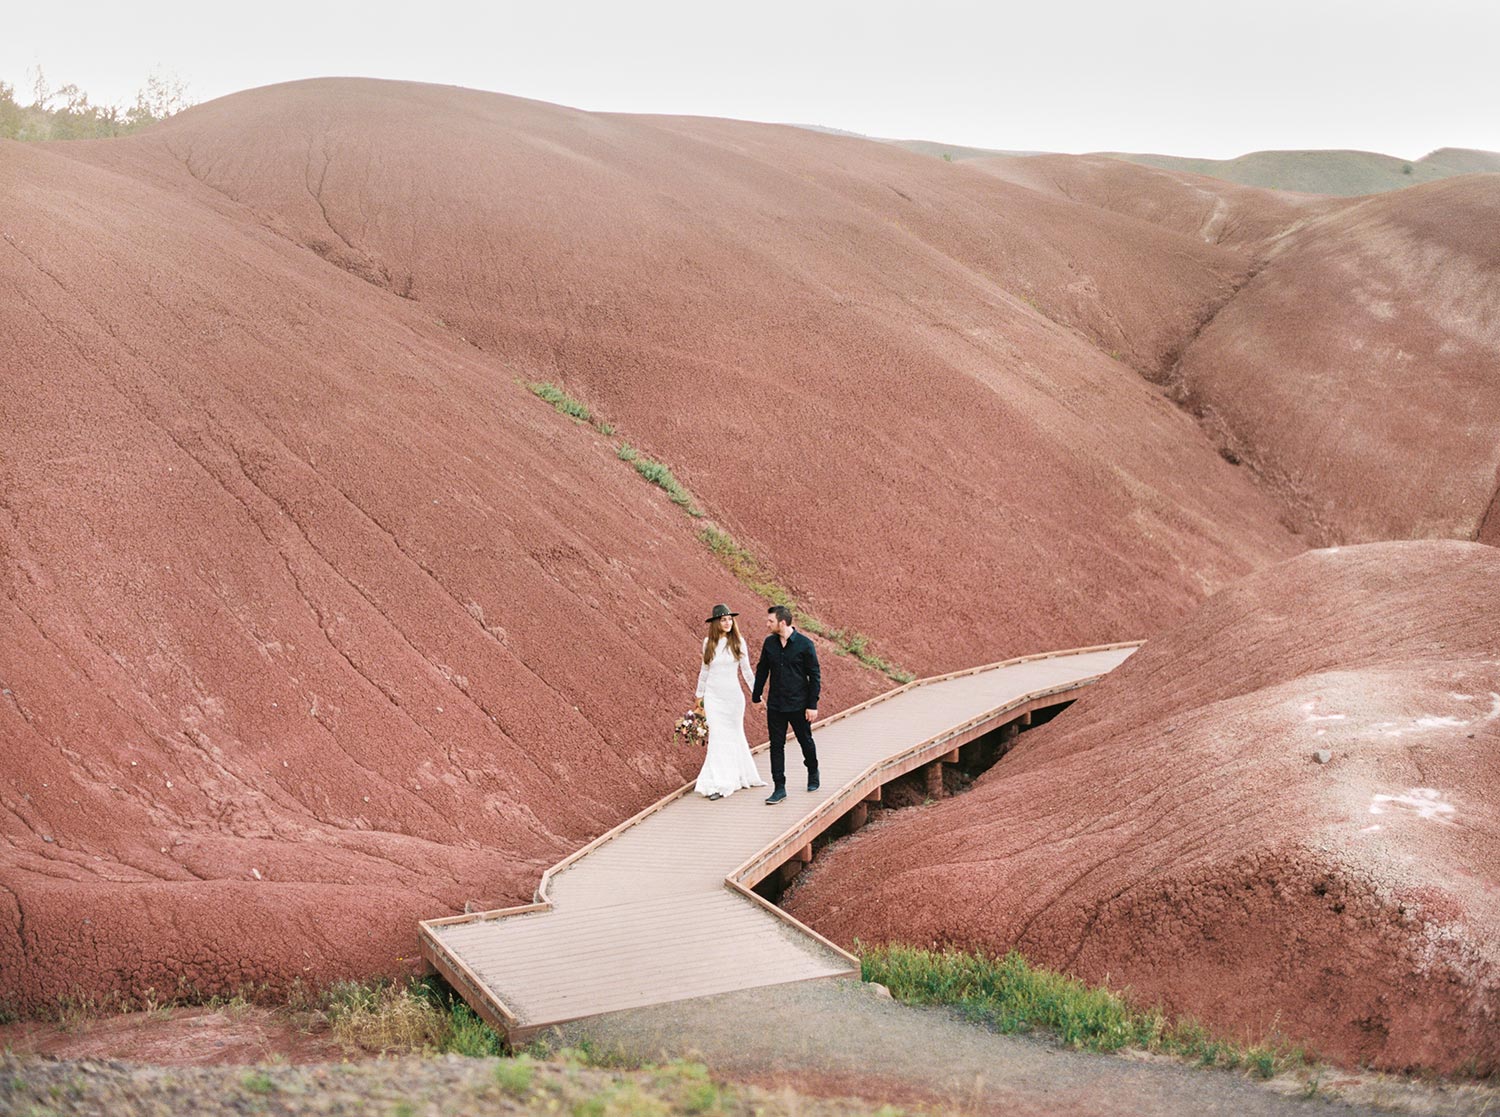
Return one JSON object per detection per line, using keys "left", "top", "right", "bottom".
{"left": 767, "top": 708, "right": 818, "bottom": 788}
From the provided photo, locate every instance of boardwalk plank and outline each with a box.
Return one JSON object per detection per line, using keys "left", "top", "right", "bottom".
{"left": 421, "top": 644, "right": 1137, "bottom": 1041}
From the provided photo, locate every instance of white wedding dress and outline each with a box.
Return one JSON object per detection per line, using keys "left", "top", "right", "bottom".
{"left": 694, "top": 638, "right": 768, "bottom": 798}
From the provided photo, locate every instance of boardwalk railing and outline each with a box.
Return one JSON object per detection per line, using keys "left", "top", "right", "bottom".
{"left": 420, "top": 641, "right": 1141, "bottom": 1042}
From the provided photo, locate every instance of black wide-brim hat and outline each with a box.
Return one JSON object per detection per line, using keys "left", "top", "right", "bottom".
{"left": 706, "top": 604, "right": 738, "bottom": 622}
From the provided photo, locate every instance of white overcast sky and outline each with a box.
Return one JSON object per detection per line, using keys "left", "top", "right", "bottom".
{"left": 5, "top": 0, "right": 1497, "bottom": 159}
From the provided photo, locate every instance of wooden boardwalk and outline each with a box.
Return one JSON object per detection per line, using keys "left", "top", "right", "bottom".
{"left": 420, "top": 643, "right": 1139, "bottom": 1042}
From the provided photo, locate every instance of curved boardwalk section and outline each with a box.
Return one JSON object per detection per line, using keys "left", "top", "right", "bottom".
{"left": 420, "top": 644, "right": 1138, "bottom": 1041}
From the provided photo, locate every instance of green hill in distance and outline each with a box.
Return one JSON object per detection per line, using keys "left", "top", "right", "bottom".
{"left": 1421, "top": 146, "right": 1500, "bottom": 174}
{"left": 889, "top": 137, "right": 1043, "bottom": 160}
{"left": 884, "top": 137, "right": 1500, "bottom": 195}
{"left": 1103, "top": 146, "right": 1500, "bottom": 195}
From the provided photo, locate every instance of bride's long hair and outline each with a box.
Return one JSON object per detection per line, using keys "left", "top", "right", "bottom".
{"left": 703, "top": 617, "right": 746, "bottom": 665}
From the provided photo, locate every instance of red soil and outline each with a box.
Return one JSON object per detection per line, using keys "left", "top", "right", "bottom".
{"left": 0, "top": 1007, "right": 347, "bottom": 1064}
{"left": 0, "top": 132, "right": 884, "bottom": 1014}
{"left": 786, "top": 541, "right": 1500, "bottom": 1073}
{"left": 966, "top": 153, "right": 1337, "bottom": 252}
{"left": 2, "top": 77, "right": 1488, "bottom": 1029}
{"left": 1, "top": 80, "right": 1311, "bottom": 1014}
{"left": 70, "top": 78, "right": 1304, "bottom": 670}
{"left": 1172, "top": 175, "right": 1500, "bottom": 545}
{"left": 969, "top": 156, "right": 1500, "bottom": 546}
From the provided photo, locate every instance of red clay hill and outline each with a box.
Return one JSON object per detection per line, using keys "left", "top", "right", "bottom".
{"left": 970, "top": 155, "right": 1500, "bottom": 546}
{"left": 0, "top": 77, "right": 1490, "bottom": 1017}
{"left": 787, "top": 541, "right": 1500, "bottom": 1073}
{"left": 67, "top": 77, "right": 1311, "bottom": 673}
{"left": 1172, "top": 174, "right": 1500, "bottom": 546}
{"left": 967, "top": 152, "right": 1336, "bottom": 251}
{"left": 1, "top": 134, "right": 889, "bottom": 1012}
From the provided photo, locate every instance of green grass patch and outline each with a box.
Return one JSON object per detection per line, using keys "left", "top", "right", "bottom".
{"left": 322, "top": 976, "right": 504, "bottom": 1056}
{"left": 695, "top": 524, "right": 914, "bottom": 683}
{"left": 820, "top": 626, "right": 915, "bottom": 683}
{"left": 680, "top": 1079, "right": 722, "bottom": 1114}
{"left": 445, "top": 1000, "right": 505, "bottom": 1056}
{"left": 617, "top": 444, "right": 702, "bottom": 516}
{"left": 573, "top": 1096, "right": 608, "bottom": 1117}
{"left": 524, "top": 380, "right": 617, "bottom": 436}
{"left": 531, "top": 1035, "right": 640, "bottom": 1070}
{"left": 556, "top": 1061, "right": 725, "bottom": 1117}
{"left": 697, "top": 524, "right": 793, "bottom": 609}
{"left": 860, "top": 943, "right": 1309, "bottom": 1076}
{"left": 527, "top": 381, "right": 594, "bottom": 423}
{"left": 494, "top": 1054, "right": 536, "bottom": 1096}
{"left": 522, "top": 378, "right": 911, "bottom": 687}
{"left": 240, "top": 1070, "right": 274, "bottom": 1094}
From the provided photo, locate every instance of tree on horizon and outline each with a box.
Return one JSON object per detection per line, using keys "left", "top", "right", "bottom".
{"left": 0, "top": 67, "right": 192, "bottom": 141}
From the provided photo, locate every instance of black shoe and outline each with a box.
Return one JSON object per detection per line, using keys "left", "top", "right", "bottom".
{"left": 765, "top": 787, "right": 787, "bottom": 804}
{"left": 807, "top": 773, "right": 820, "bottom": 792}
{"left": 706, "top": 792, "right": 723, "bottom": 801}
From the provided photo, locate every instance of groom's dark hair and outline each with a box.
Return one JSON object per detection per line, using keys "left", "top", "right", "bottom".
{"left": 768, "top": 605, "right": 793, "bottom": 625}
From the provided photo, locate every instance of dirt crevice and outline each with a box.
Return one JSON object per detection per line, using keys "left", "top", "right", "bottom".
{"left": 1477, "top": 470, "right": 1500, "bottom": 545}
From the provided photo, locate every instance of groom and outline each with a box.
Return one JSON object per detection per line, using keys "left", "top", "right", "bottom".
{"left": 751, "top": 604, "right": 821, "bottom": 804}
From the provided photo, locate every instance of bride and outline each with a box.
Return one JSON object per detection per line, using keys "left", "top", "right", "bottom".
{"left": 693, "top": 604, "right": 768, "bottom": 800}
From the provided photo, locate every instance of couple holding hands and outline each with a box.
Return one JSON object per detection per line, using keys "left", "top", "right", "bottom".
{"left": 693, "top": 603, "right": 821, "bottom": 805}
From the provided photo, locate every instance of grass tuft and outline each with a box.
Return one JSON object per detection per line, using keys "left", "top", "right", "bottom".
{"left": 697, "top": 525, "right": 793, "bottom": 609}
{"left": 538, "top": 1035, "right": 637, "bottom": 1070}
{"left": 494, "top": 1054, "right": 535, "bottom": 1095}
{"left": 323, "top": 977, "right": 503, "bottom": 1056}
{"left": 525, "top": 379, "right": 618, "bottom": 436}
{"left": 446, "top": 1001, "right": 505, "bottom": 1056}
{"left": 573, "top": 1095, "right": 608, "bottom": 1117}
{"left": 861, "top": 944, "right": 1310, "bottom": 1074}
{"left": 527, "top": 381, "right": 595, "bottom": 423}
{"left": 821, "top": 627, "right": 915, "bottom": 682}
{"left": 617, "top": 444, "right": 702, "bottom": 516}
{"left": 240, "top": 1070, "right": 274, "bottom": 1094}
{"left": 324, "top": 979, "right": 450, "bottom": 1054}
{"left": 520, "top": 379, "right": 911, "bottom": 686}
{"left": 696, "top": 524, "right": 913, "bottom": 683}
{"left": 680, "top": 1079, "right": 722, "bottom": 1114}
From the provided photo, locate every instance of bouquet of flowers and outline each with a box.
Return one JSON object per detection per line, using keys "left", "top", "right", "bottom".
{"left": 674, "top": 704, "right": 709, "bottom": 747}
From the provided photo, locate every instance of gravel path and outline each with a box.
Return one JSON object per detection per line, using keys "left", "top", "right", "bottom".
{"left": 5, "top": 979, "right": 1492, "bottom": 1115}
{"left": 547, "top": 978, "right": 1494, "bottom": 1117}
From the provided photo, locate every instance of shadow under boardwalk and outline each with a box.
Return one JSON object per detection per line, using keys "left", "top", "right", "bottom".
{"left": 420, "top": 643, "right": 1139, "bottom": 1042}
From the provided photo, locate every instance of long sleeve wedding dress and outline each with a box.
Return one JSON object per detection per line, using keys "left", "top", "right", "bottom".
{"left": 693, "top": 638, "right": 767, "bottom": 798}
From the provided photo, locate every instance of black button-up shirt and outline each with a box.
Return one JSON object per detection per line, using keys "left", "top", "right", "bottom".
{"left": 752, "top": 629, "right": 822, "bottom": 712}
